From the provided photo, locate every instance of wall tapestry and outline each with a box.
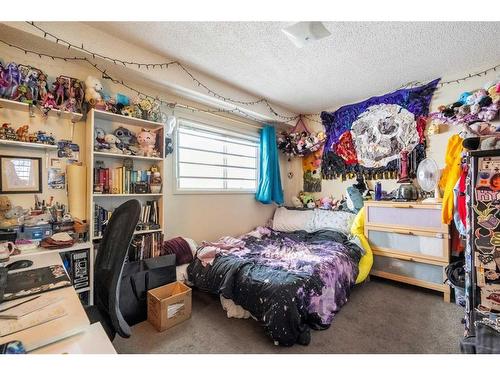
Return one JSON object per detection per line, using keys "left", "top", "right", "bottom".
{"left": 302, "top": 145, "right": 324, "bottom": 192}
{"left": 320, "top": 79, "right": 440, "bottom": 180}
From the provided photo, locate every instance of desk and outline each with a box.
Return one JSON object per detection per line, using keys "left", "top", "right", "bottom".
{"left": 0, "top": 252, "right": 113, "bottom": 353}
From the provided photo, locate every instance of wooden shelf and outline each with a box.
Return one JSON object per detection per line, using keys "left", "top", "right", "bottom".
{"left": 0, "top": 139, "right": 58, "bottom": 150}
{"left": 93, "top": 193, "right": 162, "bottom": 197}
{"left": 93, "top": 228, "right": 162, "bottom": 241}
{"left": 92, "top": 109, "right": 164, "bottom": 129}
{"left": 93, "top": 151, "right": 163, "bottom": 162}
{"left": 0, "top": 98, "right": 83, "bottom": 122}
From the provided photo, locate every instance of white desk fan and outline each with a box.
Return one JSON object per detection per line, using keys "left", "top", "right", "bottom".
{"left": 416, "top": 158, "right": 442, "bottom": 203}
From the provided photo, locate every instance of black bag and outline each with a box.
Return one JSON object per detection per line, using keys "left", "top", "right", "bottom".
{"left": 119, "top": 254, "right": 176, "bottom": 325}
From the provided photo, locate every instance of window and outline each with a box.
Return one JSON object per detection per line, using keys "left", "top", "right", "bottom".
{"left": 175, "top": 119, "right": 259, "bottom": 193}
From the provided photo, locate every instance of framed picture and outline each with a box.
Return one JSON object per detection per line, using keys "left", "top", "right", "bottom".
{"left": 0, "top": 155, "right": 42, "bottom": 194}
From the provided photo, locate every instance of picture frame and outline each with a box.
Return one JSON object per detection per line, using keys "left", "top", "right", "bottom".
{"left": 0, "top": 155, "right": 42, "bottom": 194}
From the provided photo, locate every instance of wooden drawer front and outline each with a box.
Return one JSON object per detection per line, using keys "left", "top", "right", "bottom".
{"left": 367, "top": 229, "right": 447, "bottom": 260}
{"left": 372, "top": 254, "right": 444, "bottom": 286}
{"left": 366, "top": 205, "right": 443, "bottom": 232}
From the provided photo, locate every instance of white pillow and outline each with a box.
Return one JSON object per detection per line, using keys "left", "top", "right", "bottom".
{"left": 310, "top": 209, "right": 356, "bottom": 235}
{"left": 272, "top": 207, "right": 314, "bottom": 232}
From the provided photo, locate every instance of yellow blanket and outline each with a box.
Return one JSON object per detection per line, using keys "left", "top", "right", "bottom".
{"left": 351, "top": 207, "right": 373, "bottom": 284}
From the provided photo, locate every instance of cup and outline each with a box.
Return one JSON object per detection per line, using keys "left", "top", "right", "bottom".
{"left": 0, "top": 241, "right": 15, "bottom": 263}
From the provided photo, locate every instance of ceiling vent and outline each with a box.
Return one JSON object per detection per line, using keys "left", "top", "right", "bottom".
{"left": 281, "top": 22, "right": 332, "bottom": 48}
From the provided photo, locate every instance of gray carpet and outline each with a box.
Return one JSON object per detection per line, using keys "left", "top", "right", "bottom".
{"left": 113, "top": 278, "right": 464, "bottom": 354}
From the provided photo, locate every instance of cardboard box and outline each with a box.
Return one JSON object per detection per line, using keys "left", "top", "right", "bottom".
{"left": 147, "top": 281, "right": 192, "bottom": 332}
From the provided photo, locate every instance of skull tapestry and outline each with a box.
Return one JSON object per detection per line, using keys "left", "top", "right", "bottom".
{"left": 321, "top": 79, "right": 440, "bottom": 180}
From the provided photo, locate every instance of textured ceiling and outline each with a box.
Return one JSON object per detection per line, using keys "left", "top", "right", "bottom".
{"left": 88, "top": 22, "right": 500, "bottom": 113}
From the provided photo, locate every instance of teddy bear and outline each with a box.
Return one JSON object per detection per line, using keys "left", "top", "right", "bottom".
{"left": 16, "top": 124, "right": 29, "bottom": 142}
{"left": 104, "top": 133, "right": 123, "bottom": 154}
{"left": 84, "top": 76, "right": 103, "bottom": 102}
{"left": 137, "top": 128, "right": 158, "bottom": 157}
{"left": 0, "top": 196, "right": 12, "bottom": 220}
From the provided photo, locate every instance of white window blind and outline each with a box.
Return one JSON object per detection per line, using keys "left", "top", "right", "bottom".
{"left": 175, "top": 120, "right": 259, "bottom": 192}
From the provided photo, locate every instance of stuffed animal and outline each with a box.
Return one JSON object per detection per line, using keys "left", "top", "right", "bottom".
{"left": 478, "top": 102, "right": 500, "bottom": 122}
{"left": 94, "top": 127, "right": 109, "bottom": 150}
{"left": 0, "top": 196, "right": 12, "bottom": 220}
{"left": 291, "top": 196, "right": 302, "bottom": 208}
{"left": 319, "top": 196, "right": 333, "bottom": 210}
{"left": 104, "top": 134, "right": 122, "bottom": 154}
{"left": 2, "top": 204, "right": 28, "bottom": 228}
{"left": 137, "top": 128, "right": 157, "bottom": 157}
{"left": 16, "top": 124, "right": 29, "bottom": 142}
{"left": 298, "top": 191, "right": 315, "bottom": 208}
{"left": 84, "top": 76, "right": 103, "bottom": 102}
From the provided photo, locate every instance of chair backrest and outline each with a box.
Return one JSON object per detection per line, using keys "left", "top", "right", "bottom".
{"left": 94, "top": 199, "right": 141, "bottom": 338}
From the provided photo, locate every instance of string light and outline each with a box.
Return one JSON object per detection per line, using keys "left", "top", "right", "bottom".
{"left": 26, "top": 21, "right": 299, "bottom": 121}
{"left": 0, "top": 38, "right": 286, "bottom": 125}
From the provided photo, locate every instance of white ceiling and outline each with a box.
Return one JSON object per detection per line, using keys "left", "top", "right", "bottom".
{"left": 89, "top": 22, "right": 500, "bottom": 114}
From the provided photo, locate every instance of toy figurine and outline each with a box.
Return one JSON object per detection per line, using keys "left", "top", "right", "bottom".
{"left": 137, "top": 128, "right": 158, "bottom": 157}
{"left": 36, "top": 131, "right": 55, "bottom": 145}
{"left": 72, "top": 80, "right": 85, "bottom": 112}
{"left": 61, "top": 97, "right": 77, "bottom": 113}
{"left": 25, "top": 68, "right": 40, "bottom": 102}
{"left": 0, "top": 123, "right": 17, "bottom": 140}
{"left": 3, "top": 63, "right": 21, "bottom": 99}
{"left": 53, "top": 76, "right": 68, "bottom": 107}
{"left": 41, "top": 92, "right": 57, "bottom": 114}
{"left": 37, "top": 73, "right": 48, "bottom": 102}
{"left": 16, "top": 125, "right": 29, "bottom": 142}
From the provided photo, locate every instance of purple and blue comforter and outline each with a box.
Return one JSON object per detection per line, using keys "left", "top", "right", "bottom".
{"left": 187, "top": 228, "right": 363, "bottom": 346}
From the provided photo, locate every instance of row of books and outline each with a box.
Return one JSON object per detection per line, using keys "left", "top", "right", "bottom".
{"left": 93, "top": 201, "right": 161, "bottom": 238}
{"left": 93, "top": 166, "right": 154, "bottom": 194}
{"left": 128, "top": 232, "right": 164, "bottom": 261}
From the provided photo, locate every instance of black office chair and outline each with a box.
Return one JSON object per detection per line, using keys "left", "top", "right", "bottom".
{"left": 85, "top": 199, "right": 141, "bottom": 341}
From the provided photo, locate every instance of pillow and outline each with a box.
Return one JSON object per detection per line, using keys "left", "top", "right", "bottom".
{"left": 272, "top": 207, "right": 314, "bottom": 232}
{"left": 310, "top": 209, "right": 356, "bottom": 235}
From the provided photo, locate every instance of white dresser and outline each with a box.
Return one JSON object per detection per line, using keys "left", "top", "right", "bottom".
{"left": 364, "top": 201, "right": 451, "bottom": 302}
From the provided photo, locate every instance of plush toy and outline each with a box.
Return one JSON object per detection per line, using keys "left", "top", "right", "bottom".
{"left": 0, "top": 196, "right": 12, "bottom": 220}
{"left": 319, "top": 196, "right": 334, "bottom": 210}
{"left": 16, "top": 124, "right": 29, "bottom": 142}
{"left": 298, "top": 191, "right": 315, "bottom": 208}
{"left": 114, "top": 126, "right": 136, "bottom": 147}
{"left": 84, "top": 76, "right": 103, "bottom": 102}
{"left": 2, "top": 205, "right": 28, "bottom": 227}
{"left": 94, "top": 127, "right": 109, "bottom": 150}
{"left": 478, "top": 102, "right": 500, "bottom": 122}
{"left": 104, "top": 134, "right": 122, "bottom": 154}
{"left": 137, "top": 128, "right": 158, "bottom": 157}
{"left": 291, "top": 196, "right": 302, "bottom": 208}
{"left": 480, "top": 136, "right": 500, "bottom": 151}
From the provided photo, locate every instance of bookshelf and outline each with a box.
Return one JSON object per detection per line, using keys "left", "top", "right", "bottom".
{"left": 85, "top": 109, "right": 166, "bottom": 263}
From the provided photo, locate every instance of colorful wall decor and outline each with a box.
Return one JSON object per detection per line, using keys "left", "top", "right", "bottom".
{"left": 320, "top": 79, "right": 440, "bottom": 180}
{"left": 302, "top": 145, "right": 323, "bottom": 192}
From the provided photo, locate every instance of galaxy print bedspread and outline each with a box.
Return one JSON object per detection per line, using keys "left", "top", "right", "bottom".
{"left": 186, "top": 227, "right": 363, "bottom": 346}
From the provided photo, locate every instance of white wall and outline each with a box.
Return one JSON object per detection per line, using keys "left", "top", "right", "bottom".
{"left": 288, "top": 70, "right": 500, "bottom": 201}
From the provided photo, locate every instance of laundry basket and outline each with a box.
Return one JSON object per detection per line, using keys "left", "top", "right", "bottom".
{"left": 445, "top": 260, "right": 466, "bottom": 307}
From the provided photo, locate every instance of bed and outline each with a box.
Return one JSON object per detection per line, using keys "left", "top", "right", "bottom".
{"left": 185, "top": 207, "right": 373, "bottom": 346}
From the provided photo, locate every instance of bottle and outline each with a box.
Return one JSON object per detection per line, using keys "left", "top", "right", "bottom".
{"left": 375, "top": 182, "right": 382, "bottom": 201}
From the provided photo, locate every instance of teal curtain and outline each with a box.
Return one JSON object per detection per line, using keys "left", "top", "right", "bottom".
{"left": 255, "top": 125, "right": 284, "bottom": 205}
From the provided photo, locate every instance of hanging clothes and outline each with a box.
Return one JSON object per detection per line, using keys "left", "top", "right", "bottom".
{"left": 255, "top": 125, "right": 284, "bottom": 205}
{"left": 440, "top": 134, "right": 464, "bottom": 224}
